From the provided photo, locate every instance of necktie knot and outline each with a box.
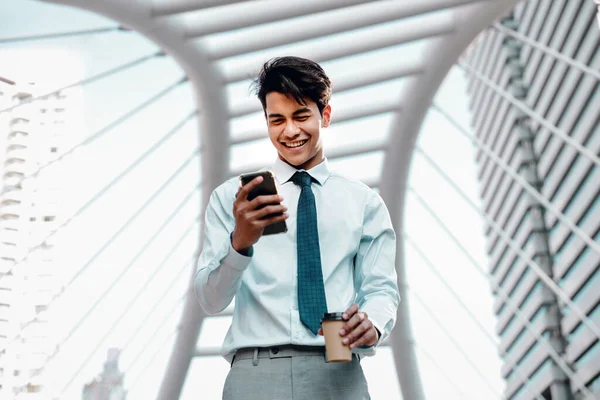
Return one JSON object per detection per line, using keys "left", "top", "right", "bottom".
{"left": 291, "top": 171, "right": 312, "bottom": 188}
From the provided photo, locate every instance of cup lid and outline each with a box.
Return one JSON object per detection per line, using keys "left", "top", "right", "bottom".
{"left": 321, "top": 312, "right": 344, "bottom": 322}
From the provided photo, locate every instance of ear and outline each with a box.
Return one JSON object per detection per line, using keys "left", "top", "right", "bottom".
{"left": 321, "top": 104, "right": 331, "bottom": 128}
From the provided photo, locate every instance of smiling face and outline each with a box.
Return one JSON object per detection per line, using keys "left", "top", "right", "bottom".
{"left": 265, "top": 91, "right": 331, "bottom": 171}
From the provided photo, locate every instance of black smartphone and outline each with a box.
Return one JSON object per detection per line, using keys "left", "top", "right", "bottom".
{"left": 239, "top": 170, "right": 288, "bottom": 235}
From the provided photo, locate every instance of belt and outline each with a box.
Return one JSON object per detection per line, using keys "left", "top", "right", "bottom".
{"left": 233, "top": 345, "right": 326, "bottom": 366}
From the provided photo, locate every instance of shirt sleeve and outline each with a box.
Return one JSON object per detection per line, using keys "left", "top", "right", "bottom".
{"left": 193, "top": 186, "right": 252, "bottom": 315}
{"left": 353, "top": 190, "right": 400, "bottom": 346}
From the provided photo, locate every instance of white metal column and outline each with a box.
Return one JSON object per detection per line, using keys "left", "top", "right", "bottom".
{"left": 377, "top": 1, "right": 521, "bottom": 399}
{"left": 39, "top": 1, "right": 229, "bottom": 399}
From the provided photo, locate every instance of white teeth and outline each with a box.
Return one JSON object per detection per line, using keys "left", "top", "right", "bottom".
{"left": 285, "top": 140, "right": 307, "bottom": 148}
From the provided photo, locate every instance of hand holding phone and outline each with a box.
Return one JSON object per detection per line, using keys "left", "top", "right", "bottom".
{"left": 231, "top": 171, "right": 288, "bottom": 253}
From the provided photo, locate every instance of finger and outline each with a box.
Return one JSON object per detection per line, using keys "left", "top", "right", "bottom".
{"left": 347, "top": 324, "right": 378, "bottom": 349}
{"left": 342, "top": 304, "right": 359, "bottom": 321}
{"left": 342, "top": 319, "right": 371, "bottom": 346}
{"left": 342, "top": 319, "right": 373, "bottom": 346}
{"left": 238, "top": 176, "right": 264, "bottom": 199}
{"left": 248, "top": 194, "right": 284, "bottom": 209}
{"left": 253, "top": 204, "right": 288, "bottom": 220}
{"left": 256, "top": 212, "right": 289, "bottom": 228}
{"left": 317, "top": 328, "right": 323, "bottom": 336}
{"left": 341, "top": 310, "right": 367, "bottom": 336}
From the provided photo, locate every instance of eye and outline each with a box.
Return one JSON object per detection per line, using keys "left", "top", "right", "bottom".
{"left": 296, "top": 116, "right": 309, "bottom": 121}
{"left": 270, "top": 119, "right": 284, "bottom": 125}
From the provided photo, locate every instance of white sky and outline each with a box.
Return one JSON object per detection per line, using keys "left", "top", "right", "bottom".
{"left": 0, "top": 2, "right": 504, "bottom": 400}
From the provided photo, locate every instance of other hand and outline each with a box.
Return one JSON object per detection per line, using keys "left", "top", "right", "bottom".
{"left": 318, "top": 304, "right": 379, "bottom": 349}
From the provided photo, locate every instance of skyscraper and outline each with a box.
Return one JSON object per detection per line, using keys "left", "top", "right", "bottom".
{"left": 465, "top": 0, "right": 599, "bottom": 398}
{"left": 0, "top": 66, "right": 82, "bottom": 398}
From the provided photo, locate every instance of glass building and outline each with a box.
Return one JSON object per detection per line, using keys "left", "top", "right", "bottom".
{"left": 465, "top": 0, "right": 600, "bottom": 398}
{"left": 0, "top": 72, "right": 83, "bottom": 398}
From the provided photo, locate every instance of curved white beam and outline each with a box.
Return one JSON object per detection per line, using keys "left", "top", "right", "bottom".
{"left": 377, "top": 1, "right": 520, "bottom": 399}
{"left": 182, "top": 0, "right": 376, "bottom": 38}
{"left": 40, "top": 1, "right": 229, "bottom": 399}
{"left": 36, "top": 2, "right": 523, "bottom": 400}
{"left": 206, "top": 0, "right": 492, "bottom": 60}
{"left": 220, "top": 17, "right": 454, "bottom": 84}
{"left": 151, "top": 0, "right": 247, "bottom": 17}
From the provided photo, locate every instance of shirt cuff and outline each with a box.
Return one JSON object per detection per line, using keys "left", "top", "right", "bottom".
{"left": 222, "top": 234, "right": 253, "bottom": 271}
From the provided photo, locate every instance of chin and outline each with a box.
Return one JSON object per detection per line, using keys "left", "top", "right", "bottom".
{"left": 286, "top": 157, "right": 308, "bottom": 168}
{"left": 277, "top": 150, "right": 302, "bottom": 165}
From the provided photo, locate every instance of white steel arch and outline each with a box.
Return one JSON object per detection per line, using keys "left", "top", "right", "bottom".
{"left": 39, "top": 1, "right": 230, "bottom": 398}
{"left": 39, "top": 1, "right": 520, "bottom": 399}
{"left": 377, "top": 3, "right": 520, "bottom": 397}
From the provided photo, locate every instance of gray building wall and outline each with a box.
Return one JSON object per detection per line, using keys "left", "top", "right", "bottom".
{"left": 465, "top": 0, "right": 600, "bottom": 399}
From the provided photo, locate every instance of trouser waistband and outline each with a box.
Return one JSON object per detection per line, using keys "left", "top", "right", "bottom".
{"left": 232, "top": 345, "right": 326, "bottom": 366}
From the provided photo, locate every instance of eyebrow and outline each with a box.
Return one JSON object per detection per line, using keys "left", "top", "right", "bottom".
{"left": 267, "top": 108, "right": 312, "bottom": 119}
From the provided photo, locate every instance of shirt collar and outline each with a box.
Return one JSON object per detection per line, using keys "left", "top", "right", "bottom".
{"left": 272, "top": 156, "right": 331, "bottom": 186}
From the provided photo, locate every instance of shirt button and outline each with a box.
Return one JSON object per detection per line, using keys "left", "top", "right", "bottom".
{"left": 272, "top": 347, "right": 279, "bottom": 354}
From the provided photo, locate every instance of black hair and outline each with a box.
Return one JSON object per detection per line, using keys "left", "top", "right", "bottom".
{"left": 252, "top": 56, "right": 332, "bottom": 115}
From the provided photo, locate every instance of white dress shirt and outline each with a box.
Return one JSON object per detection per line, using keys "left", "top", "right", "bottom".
{"left": 194, "top": 157, "right": 400, "bottom": 362}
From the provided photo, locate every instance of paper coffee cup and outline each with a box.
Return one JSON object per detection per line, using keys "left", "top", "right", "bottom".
{"left": 321, "top": 312, "right": 352, "bottom": 362}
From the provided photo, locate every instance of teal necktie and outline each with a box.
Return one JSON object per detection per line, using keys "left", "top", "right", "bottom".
{"left": 291, "top": 171, "right": 328, "bottom": 335}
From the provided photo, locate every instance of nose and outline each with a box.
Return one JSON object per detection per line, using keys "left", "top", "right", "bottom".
{"left": 283, "top": 120, "right": 300, "bottom": 137}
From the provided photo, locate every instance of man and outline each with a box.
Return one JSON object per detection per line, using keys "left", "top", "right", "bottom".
{"left": 194, "top": 56, "right": 399, "bottom": 399}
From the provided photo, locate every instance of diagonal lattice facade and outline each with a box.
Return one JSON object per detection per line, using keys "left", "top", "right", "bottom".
{"left": 465, "top": 0, "right": 600, "bottom": 398}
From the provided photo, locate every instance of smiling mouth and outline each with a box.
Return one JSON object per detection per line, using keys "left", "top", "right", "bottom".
{"left": 282, "top": 139, "right": 308, "bottom": 149}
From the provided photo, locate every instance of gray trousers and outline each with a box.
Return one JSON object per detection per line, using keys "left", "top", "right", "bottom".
{"left": 223, "top": 345, "right": 371, "bottom": 400}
